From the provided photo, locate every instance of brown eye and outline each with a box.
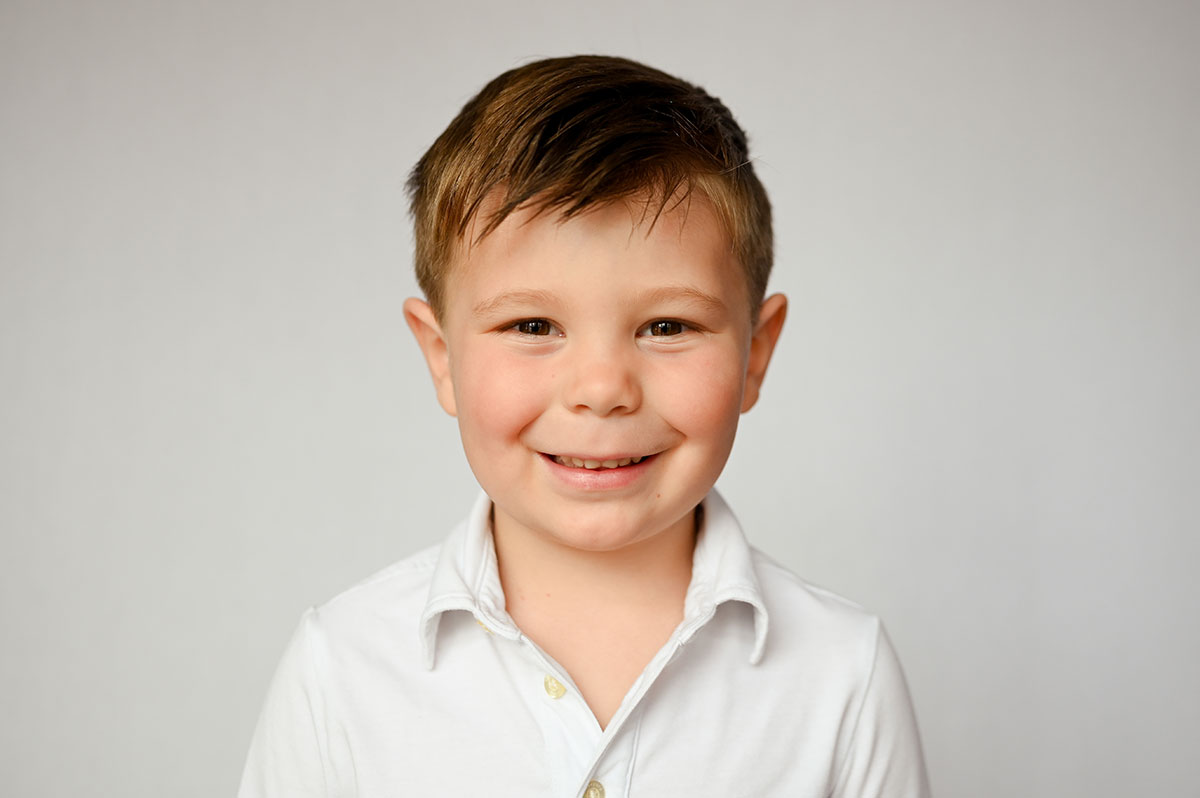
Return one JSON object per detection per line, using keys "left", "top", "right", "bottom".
{"left": 515, "top": 319, "right": 553, "bottom": 336}
{"left": 646, "top": 320, "right": 685, "bottom": 336}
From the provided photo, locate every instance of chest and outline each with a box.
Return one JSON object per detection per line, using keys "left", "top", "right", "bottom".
{"left": 321, "top": 606, "right": 855, "bottom": 798}
{"left": 514, "top": 604, "right": 683, "bottom": 730}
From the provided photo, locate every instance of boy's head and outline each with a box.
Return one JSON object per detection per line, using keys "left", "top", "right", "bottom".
{"left": 404, "top": 56, "right": 786, "bottom": 553}
{"left": 406, "top": 54, "right": 773, "bottom": 320}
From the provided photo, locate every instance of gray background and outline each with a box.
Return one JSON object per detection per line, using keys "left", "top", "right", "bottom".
{"left": 2, "top": 0, "right": 1197, "bottom": 796}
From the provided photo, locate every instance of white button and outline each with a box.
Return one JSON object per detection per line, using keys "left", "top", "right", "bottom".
{"left": 583, "top": 780, "right": 605, "bottom": 798}
{"left": 543, "top": 675, "right": 566, "bottom": 699}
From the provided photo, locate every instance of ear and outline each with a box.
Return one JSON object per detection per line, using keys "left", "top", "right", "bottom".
{"left": 741, "top": 293, "right": 788, "bottom": 413}
{"left": 403, "top": 297, "right": 457, "bottom": 417}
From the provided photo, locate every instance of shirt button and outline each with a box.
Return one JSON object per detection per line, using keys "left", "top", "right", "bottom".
{"left": 543, "top": 675, "right": 566, "bottom": 699}
{"left": 583, "top": 780, "right": 605, "bottom": 798}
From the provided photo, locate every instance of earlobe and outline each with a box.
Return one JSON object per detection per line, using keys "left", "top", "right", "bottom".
{"left": 741, "top": 293, "right": 787, "bottom": 413}
{"left": 403, "top": 297, "right": 457, "bottom": 417}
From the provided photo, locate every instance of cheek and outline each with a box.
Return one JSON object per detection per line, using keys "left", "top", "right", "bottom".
{"left": 657, "top": 352, "right": 747, "bottom": 438}
{"left": 453, "top": 349, "right": 549, "bottom": 448}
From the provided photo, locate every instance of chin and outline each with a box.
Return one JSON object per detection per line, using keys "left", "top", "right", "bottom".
{"left": 547, "top": 505, "right": 693, "bottom": 554}
{"left": 543, "top": 519, "right": 647, "bottom": 553}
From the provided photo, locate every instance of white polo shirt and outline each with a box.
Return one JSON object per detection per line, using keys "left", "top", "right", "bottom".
{"left": 239, "top": 490, "right": 931, "bottom": 797}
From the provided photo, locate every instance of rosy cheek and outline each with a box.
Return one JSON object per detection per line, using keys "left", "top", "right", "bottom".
{"left": 455, "top": 349, "right": 548, "bottom": 445}
{"left": 659, "top": 354, "right": 746, "bottom": 430}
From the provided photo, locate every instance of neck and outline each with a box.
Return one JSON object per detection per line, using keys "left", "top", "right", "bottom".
{"left": 492, "top": 506, "right": 698, "bottom": 615}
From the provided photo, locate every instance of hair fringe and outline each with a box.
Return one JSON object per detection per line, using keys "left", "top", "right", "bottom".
{"left": 408, "top": 55, "right": 773, "bottom": 319}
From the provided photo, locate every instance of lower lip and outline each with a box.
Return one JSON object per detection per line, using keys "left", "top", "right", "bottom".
{"left": 541, "top": 453, "right": 656, "bottom": 491}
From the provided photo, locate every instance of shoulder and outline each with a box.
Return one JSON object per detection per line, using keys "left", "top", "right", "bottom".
{"left": 747, "top": 553, "right": 933, "bottom": 795}
{"left": 749, "top": 547, "right": 885, "bottom": 667}
{"left": 322, "top": 542, "right": 442, "bottom": 611}
{"left": 297, "top": 542, "right": 442, "bottom": 657}
{"left": 751, "top": 546, "right": 875, "bottom": 622}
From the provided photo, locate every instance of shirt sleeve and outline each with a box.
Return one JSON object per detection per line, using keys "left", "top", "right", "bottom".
{"left": 238, "top": 608, "right": 331, "bottom": 798}
{"left": 831, "top": 620, "right": 932, "bottom": 798}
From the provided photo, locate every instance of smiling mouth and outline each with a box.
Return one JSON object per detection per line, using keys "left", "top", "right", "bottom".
{"left": 547, "top": 454, "right": 650, "bottom": 470}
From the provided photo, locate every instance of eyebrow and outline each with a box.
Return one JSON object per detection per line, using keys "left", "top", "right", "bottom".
{"left": 642, "top": 285, "right": 730, "bottom": 315}
{"left": 470, "top": 285, "right": 730, "bottom": 318}
{"left": 471, "top": 289, "right": 558, "bottom": 317}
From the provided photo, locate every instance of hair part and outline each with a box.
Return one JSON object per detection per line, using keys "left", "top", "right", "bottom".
{"left": 407, "top": 55, "right": 773, "bottom": 320}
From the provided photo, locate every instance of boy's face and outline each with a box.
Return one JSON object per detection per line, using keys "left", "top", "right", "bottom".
{"left": 406, "top": 196, "right": 786, "bottom": 554}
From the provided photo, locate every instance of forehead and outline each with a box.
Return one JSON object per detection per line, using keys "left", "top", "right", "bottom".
{"left": 442, "top": 193, "right": 748, "bottom": 312}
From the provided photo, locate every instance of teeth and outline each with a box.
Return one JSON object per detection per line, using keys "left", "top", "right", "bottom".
{"left": 553, "top": 455, "right": 647, "bottom": 469}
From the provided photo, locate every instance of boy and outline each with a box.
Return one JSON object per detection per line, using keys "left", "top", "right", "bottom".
{"left": 240, "top": 55, "right": 930, "bottom": 797}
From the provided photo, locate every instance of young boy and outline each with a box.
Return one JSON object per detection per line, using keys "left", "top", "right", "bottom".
{"left": 240, "top": 55, "right": 930, "bottom": 797}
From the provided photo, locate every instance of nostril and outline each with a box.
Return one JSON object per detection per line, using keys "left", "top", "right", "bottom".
{"left": 562, "top": 360, "right": 641, "bottom": 416}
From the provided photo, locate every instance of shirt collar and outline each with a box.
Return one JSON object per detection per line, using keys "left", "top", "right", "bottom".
{"left": 419, "top": 488, "right": 769, "bottom": 669}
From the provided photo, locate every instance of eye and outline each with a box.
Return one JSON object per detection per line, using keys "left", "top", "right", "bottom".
{"left": 511, "top": 319, "right": 559, "bottom": 337}
{"left": 641, "top": 319, "right": 689, "bottom": 337}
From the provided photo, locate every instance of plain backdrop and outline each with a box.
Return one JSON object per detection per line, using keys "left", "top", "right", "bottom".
{"left": 2, "top": 1, "right": 1197, "bottom": 796}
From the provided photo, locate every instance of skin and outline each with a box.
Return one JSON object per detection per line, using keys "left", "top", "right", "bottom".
{"left": 406, "top": 195, "right": 786, "bottom": 728}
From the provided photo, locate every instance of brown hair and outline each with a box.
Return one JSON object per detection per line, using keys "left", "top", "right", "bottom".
{"left": 407, "top": 55, "right": 773, "bottom": 318}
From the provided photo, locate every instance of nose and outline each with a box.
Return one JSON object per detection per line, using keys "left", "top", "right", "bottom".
{"left": 561, "top": 340, "right": 642, "bottom": 416}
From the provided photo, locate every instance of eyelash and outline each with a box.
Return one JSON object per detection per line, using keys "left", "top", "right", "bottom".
{"left": 640, "top": 319, "right": 690, "bottom": 337}
{"left": 506, "top": 319, "right": 693, "bottom": 338}
{"left": 510, "top": 319, "right": 562, "bottom": 337}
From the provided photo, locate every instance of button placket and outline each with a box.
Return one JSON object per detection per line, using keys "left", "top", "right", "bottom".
{"left": 521, "top": 637, "right": 594, "bottom": 732}
{"left": 514, "top": 637, "right": 604, "bottom": 797}
{"left": 576, "top": 710, "right": 641, "bottom": 798}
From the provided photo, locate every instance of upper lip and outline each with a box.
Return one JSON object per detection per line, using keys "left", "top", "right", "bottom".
{"left": 543, "top": 451, "right": 656, "bottom": 461}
